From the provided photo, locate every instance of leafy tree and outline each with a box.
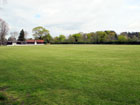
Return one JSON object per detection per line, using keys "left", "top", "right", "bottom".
{"left": 18, "top": 29, "right": 25, "bottom": 41}
{"left": 87, "top": 33, "right": 92, "bottom": 41}
{"left": 67, "top": 35, "right": 75, "bottom": 42}
{"left": 43, "top": 34, "right": 52, "bottom": 43}
{"left": 32, "top": 26, "right": 49, "bottom": 40}
{"left": 118, "top": 35, "right": 127, "bottom": 43}
{"left": 89, "top": 32, "right": 97, "bottom": 43}
{"left": 58, "top": 35, "right": 66, "bottom": 42}
{"left": 72, "top": 33, "right": 82, "bottom": 42}
{"left": 138, "top": 33, "right": 140, "bottom": 40}
{"left": 53, "top": 36, "right": 59, "bottom": 43}
{"left": 86, "top": 33, "right": 96, "bottom": 42}
{"left": 130, "top": 36, "right": 139, "bottom": 42}
{"left": 82, "top": 34, "right": 87, "bottom": 42}
{"left": 105, "top": 31, "right": 117, "bottom": 41}
{"left": 96, "top": 31, "right": 108, "bottom": 43}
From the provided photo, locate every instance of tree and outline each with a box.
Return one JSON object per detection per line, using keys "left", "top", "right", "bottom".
{"left": 67, "top": 35, "right": 75, "bottom": 42}
{"left": 10, "top": 31, "right": 18, "bottom": 38}
{"left": 8, "top": 32, "right": 18, "bottom": 43}
{"left": 8, "top": 32, "right": 17, "bottom": 42}
{"left": 9, "top": 31, "right": 18, "bottom": 42}
{"left": 82, "top": 34, "right": 87, "bottom": 42}
{"left": 32, "top": 26, "right": 49, "bottom": 40}
{"left": 105, "top": 31, "right": 117, "bottom": 41}
{"left": 24, "top": 31, "right": 28, "bottom": 39}
{"left": 129, "top": 36, "right": 139, "bottom": 42}
{"left": 0, "top": 18, "right": 9, "bottom": 45}
{"left": 118, "top": 35, "right": 128, "bottom": 43}
{"left": 96, "top": 31, "right": 108, "bottom": 43}
{"left": 58, "top": 35, "right": 66, "bottom": 42}
{"left": 86, "top": 33, "right": 92, "bottom": 41}
{"left": 43, "top": 34, "right": 52, "bottom": 43}
{"left": 85, "top": 33, "right": 95, "bottom": 42}
{"left": 53, "top": 36, "right": 59, "bottom": 43}
{"left": 18, "top": 29, "right": 25, "bottom": 41}
{"left": 8, "top": 36, "right": 16, "bottom": 42}
{"left": 72, "top": 33, "right": 82, "bottom": 42}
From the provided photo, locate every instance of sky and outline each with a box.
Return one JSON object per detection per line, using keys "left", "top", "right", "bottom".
{"left": 0, "top": 0, "right": 140, "bottom": 37}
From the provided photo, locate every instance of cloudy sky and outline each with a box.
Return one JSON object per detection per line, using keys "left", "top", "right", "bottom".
{"left": 0, "top": 0, "right": 140, "bottom": 37}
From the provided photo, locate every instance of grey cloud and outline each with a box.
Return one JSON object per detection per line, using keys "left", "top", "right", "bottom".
{"left": 1, "top": 0, "right": 140, "bottom": 37}
{"left": 46, "top": 22, "right": 84, "bottom": 30}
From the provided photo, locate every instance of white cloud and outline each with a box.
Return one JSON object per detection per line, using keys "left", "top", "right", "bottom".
{"left": 1, "top": 0, "right": 140, "bottom": 37}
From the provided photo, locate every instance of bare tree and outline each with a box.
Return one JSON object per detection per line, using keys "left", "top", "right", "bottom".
{"left": 10, "top": 31, "right": 18, "bottom": 38}
{"left": 8, "top": 31, "right": 18, "bottom": 42}
{"left": 0, "top": 18, "right": 9, "bottom": 45}
{"left": 24, "top": 31, "right": 28, "bottom": 39}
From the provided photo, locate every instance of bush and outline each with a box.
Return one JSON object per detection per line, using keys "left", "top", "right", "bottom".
{"left": 0, "top": 93, "right": 7, "bottom": 101}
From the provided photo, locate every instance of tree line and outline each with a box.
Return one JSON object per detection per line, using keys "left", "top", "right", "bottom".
{"left": 1, "top": 19, "right": 140, "bottom": 45}
{"left": 30, "top": 26, "right": 140, "bottom": 44}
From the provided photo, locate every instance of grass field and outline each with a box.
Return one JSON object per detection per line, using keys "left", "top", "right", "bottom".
{"left": 0, "top": 45, "right": 140, "bottom": 105}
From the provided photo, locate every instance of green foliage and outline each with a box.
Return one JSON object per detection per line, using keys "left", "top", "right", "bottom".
{"left": 32, "top": 26, "right": 49, "bottom": 40}
{"left": 131, "top": 36, "right": 139, "bottom": 42}
{"left": 118, "top": 35, "right": 128, "bottom": 42}
{"left": 58, "top": 35, "right": 66, "bottom": 42}
{"left": 72, "top": 33, "right": 82, "bottom": 42}
{"left": 105, "top": 31, "right": 117, "bottom": 41}
{"left": 86, "top": 33, "right": 93, "bottom": 42}
{"left": 31, "top": 29, "right": 140, "bottom": 44}
{"left": 0, "top": 93, "right": 7, "bottom": 101}
{"left": 43, "top": 33, "right": 52, "bottom": 43}
{"left": 67, "top": 35, "right": 75, "bottom": 42}
{"left": 138, "top": 33, "right": 140, "bottom": 39}
{"left": 96, "top": 31, "right": 108, "bottom": 43}
{"left": 53, "top": 36, "right": 59, "bottom": 43}
{"left": 18, "top": 29, "right": 25, "bottom": 41}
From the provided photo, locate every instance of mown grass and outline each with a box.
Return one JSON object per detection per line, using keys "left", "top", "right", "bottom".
{"left": 0, "top": 45, "right": 140, "bottom": 105}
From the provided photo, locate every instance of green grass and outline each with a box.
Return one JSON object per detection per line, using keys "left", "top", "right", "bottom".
{"left": 0, "top": 45, "right": 140, "bottom": 105}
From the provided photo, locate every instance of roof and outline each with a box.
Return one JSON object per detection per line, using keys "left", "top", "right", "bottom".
{"left": 26, "top": 40, "right": 44, "bottom": 43}
{"left": 36, "top": 40, "right": 44, "bottom": 43}
{"left": 26, "top": 40, "right": 35, "bottom": 42}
